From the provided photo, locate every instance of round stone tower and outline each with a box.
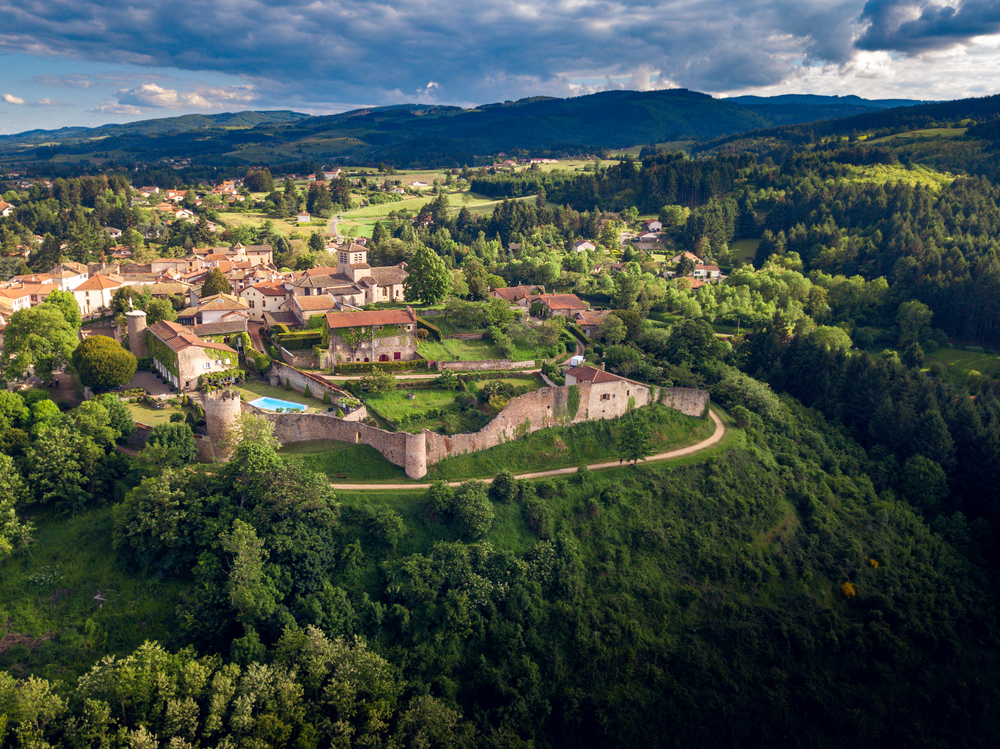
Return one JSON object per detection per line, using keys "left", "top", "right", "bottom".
{"left": 404, "top": 431, "right": 428, "bottom": 479}
{"left": 204, "top": 389, "right": 242, "bottom": 460}
{"left": 126, "top": 310, "right": 150, "bottom": 359}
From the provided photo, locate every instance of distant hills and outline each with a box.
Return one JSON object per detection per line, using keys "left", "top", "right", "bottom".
{"left": 0, "top": 90, "right": 931, "bottom": 169}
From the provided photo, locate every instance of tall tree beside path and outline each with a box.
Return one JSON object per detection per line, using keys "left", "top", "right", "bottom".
{"left": 404, "top": 246, "right": 452, "bottom": 305}
{"left": 616, "top": 411, "right": 653, "bottom": 466}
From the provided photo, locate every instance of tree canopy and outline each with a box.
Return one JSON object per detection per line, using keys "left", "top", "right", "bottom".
{"left": 71, "top": 335, "right": 137, "bottom": 392}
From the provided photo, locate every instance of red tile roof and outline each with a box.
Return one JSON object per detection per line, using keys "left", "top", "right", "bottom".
{"left": 325, "top": 307, "right": 418, "bottom": 329}
{"left": 565, "top": 365, "right": 623, "bottom": 384}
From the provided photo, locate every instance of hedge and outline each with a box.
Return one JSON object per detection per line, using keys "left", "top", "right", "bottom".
{"left": 272, "top": 323, "right": 292, "bottom": 335}
{"left": 244, "top": 348, "right": 272, "bottom": 372}
{"left": 275, "top": 331, "right": 324, "bottom": 350}
{"left": 334, "top": 359, "right": 431, "bottom": 374}
{"left": 417, "top": 318, "right": 442, "bottom": 341}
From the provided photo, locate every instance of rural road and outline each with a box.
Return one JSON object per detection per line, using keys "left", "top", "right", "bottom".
{"left": 329, "top": 407, "right": 726, "bottom": 491}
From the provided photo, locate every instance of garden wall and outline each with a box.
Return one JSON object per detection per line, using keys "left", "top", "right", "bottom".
{"left": 279, "top": 346, "right": 320, "bottom": 369}
{"left": 436, "top": 358, "right": 535, "bottom": 372}
{"left": 657, "top": 387, "right": 710, "bottom": 417}
{"left": 268, "top": 361, "right": 346, "bottom": 404}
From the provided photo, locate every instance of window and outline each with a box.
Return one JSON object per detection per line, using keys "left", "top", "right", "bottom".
{"left": 249, "top": 300, "right": 255, "bottom": 309}
{"left": 204, "top": 362, "right": 211, "bottom": 370}
{"left": 394, "top": 351, "right": 401, "bottom": 360}
{"left": 600, "top": 393, "right": 611, "bottom": 401}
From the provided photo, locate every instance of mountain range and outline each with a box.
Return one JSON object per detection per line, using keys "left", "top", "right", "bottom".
{"left": 0, "top": 90, "right": 930, "bottom": 169}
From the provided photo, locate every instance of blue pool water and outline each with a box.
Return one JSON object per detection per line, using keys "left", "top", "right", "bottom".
{"left": 250, "top": 396, "right": 307, "bottom": 412}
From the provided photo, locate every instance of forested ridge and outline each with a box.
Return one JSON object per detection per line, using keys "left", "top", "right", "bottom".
{"left": 5, "top": 111, "right": 1000, "bottom": 747}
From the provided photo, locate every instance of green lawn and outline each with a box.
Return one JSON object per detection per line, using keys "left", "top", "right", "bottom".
{"left": 427, "top": 404, "right": 714, "bottom": 479}
{"left": 924, "top": 346, "right": 1000, "bottom": 385}
{"left": 0, "top": 508, "right": 187, "bottom": 681}
{"left": 730, "top": 238, "right": 760, "bottom": 266}
{"left": 126, "top": 402, "right": 197, "bottom": 427}
{"left": 366, "top": 388, "right": 463, "bottom": 424}
{"left": 278, "top": 441, "right": 408, "bottom": 482}
{"left": 418, "top": 337, "right": 504, "bottom": 361}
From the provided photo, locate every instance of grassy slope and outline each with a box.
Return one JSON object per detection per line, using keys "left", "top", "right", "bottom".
{"left": 0, "top": 508, "right": 186, "bottom": 681}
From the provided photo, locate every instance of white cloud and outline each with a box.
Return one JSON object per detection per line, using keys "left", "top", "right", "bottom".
{"left": 2, "top": 94, "right": 26, "bottom": 105}
{"left": 88, "top": 102, "right": 143, "bottom": 115}
{"left": 114, "top": 82, "right": 257, "bottom": 109}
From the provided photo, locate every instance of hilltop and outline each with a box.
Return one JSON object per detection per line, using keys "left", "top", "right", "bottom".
{"left": 0, "top": 90, "right": 925, "bottom": 169}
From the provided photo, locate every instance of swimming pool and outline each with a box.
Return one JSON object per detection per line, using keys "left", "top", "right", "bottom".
{"left": 249, "top": 396, "right": 308, "bottom": 412}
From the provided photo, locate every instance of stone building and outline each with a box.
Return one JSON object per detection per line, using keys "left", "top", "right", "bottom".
{"left": 325, "top": 307, "right": 419, "bottom": 364}
{"left": 147, "top": 319, "right": 239, "bottom": 390}
{"left": 287, "top": 244, "right": 407, "bottom": 306}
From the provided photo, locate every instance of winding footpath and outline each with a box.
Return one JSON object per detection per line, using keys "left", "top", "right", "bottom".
{"left": 329, "top": 407, "right": 726, "bottom": 491}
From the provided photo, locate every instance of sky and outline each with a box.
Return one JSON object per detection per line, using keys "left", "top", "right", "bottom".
{"left": 0, "top": 0, "right": 999, "bottom": 134}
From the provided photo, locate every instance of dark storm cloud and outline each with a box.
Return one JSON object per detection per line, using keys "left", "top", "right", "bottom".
{"left": 856, "top": 0, "right": 1000, "bottom": 54}
{"left": 0, "top": 1, "right": 950, "bottom": 109}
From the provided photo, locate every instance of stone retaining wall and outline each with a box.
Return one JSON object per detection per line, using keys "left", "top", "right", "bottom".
{"left": 436, "top": 358, "right": 535, "bottom": 372}
{"left": 268, "top": 361, "right": 346, "bottom": 404}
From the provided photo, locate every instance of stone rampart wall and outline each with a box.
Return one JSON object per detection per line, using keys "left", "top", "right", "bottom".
{"left": 657, "top": 387, "right": 710, "bottom": 417}
{"left": 437, "top": 358, "right": 535, "bottom": 372}
{"left": 219, "top": 378, "right": 711, "bottom": 479}
{"left": 243, "top": 402, "right": 412, "bottom": 468}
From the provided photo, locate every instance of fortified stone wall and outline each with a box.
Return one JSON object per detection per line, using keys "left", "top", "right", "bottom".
{"left": 423, "top": 379, "right": 649, "bottom": 465}
{"left": 279, "top": 347, "right": 320, "bottom": 369}
{"left": 436, "top": 358, "right": 535, "bottom": 372}
{"left": 242, "top": 403, "right": 413, "bottom": 469}
{"left": 204, "top": 375, "right": 711, "bottom": 479}
{"left": 657, "top": 387, "right": 710, "bottom": 417}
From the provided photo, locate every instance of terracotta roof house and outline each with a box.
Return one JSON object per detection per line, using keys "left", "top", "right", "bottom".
{"left": 324, "top": 307, "right": 420, "bottom": 364}
{"left": 282, "top": 293, "right": 339, "bottom": 326}
{"left": 146, "top": 320, "right": 239, "bottom": 390}
{"left": 0, "top": 201, "right": 13, "bottom": 217}
{"left": 0, "top": 287, "right": 31, "bottom": 313}
{"left": 491, "top": 284, "right": 543, "bottom": 305}
{"left": 693, "top": 264, "right": 721, "bottom": 279}
{"left": 572, "top": 309, "right": 610, "bottom": 337}
{"left": 178, "top": 293, "right": 250, "bottom": 330}
{"left": 239, "top": 280, "right": 288, "bottom": 322}
{"left": 73, "top": 273, "right": 125, "bottom": 317}
{"left": 534, "top": 293, "right": 589, "bottom": 317}
{"left": 563, "top": 365, "right": 622, "bottom": 386}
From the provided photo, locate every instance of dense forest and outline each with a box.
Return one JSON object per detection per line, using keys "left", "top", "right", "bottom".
{"left": 5, "top": 100, "right": 1000, "bottom": 746}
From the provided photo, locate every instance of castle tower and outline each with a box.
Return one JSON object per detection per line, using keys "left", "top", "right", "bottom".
{"left": 125, "top": 310, "right": 150, "bottom": 358}
{"left": 204, "top": 389, "right": 243, "bottom": 460}
{"left": 404, "top": 431, "right": 428, "bottom": 479}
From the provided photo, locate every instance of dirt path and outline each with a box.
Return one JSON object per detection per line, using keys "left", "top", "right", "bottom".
{"left": 329, "top": 408, "right": 726, "bottom": 491}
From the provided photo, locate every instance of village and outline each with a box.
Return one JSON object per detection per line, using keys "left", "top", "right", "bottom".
{"left": 0, "top": 166, "right": 723, "bottom": 482}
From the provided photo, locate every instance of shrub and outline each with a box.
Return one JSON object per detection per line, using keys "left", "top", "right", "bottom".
{"left": 284, "top": 378, "right": 292, "bottom": 391}
{"left": 489, "top": 469, "right": 518, "bottom": 503}
{"left": 417, "top": 318, "right": 442, "bottom": 340}
{"left": 304, "top": 384, "right": 312, "bottom": 398}
{"left": 452, "top": 480, "right": 494, "bottom": 538}
{"left": 147, "top": 423, "right": 197, "bottom": 464}
{"left": 169, "top": 413, "right": 184, "bottom": 423}
{"left": 359, "top": 368, "right": 396, "bottom": 394}
{"left": 323, "top": 390, "right": 331, "bottom": 404}
{"left": 435, "top": 370, "right": 459, "bottom": 390}
{"left": 840, "top": 582, "right": 856, "bottom": 599}
{"left": 72, "top": 335, "right": 137, "bottom": 391}
{"left": 334, "top": 360, "right": 430, "bottom": 374}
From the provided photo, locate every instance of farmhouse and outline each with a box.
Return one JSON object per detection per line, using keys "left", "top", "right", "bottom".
{"left": 533, "top": 293, "right": 589, "bottom": 318}
{"left": 178, "top": 293, "right": 250, "bottom": 332}
{"left": 325, "top": 307, "right": 419, "bottom": 363}
{"left": 239, "top": 280, "right": 288, "bottom": 322}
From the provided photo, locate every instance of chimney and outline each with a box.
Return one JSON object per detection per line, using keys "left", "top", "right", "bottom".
{"left": 600, "top": 362, "right": 605, "bottom": 372}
